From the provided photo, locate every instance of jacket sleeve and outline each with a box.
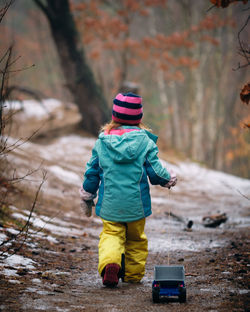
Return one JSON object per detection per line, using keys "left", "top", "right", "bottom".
{"left": 82, "top": 142, "right": 101, "bottom": 195}
{"left": 145, "top": 142, "right": 171, "bottom": 186}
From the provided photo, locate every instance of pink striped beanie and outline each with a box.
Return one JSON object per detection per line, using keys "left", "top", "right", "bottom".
{"left": 112, "top": 93, "right": 143, "bottom": 125}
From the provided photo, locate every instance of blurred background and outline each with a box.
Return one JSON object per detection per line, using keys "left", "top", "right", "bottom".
{"left": 1, "top": 0, "right": 249, "bottom": 178}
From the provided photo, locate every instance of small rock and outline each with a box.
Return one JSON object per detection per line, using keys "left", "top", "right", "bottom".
{"left": 187, "top": 220, "right": 193, "bottom": 229}
{"left": 17, "top": 268, "right": 29, "bottom": 276}
{"left": 231, "top": 241, "right": 237, "bottom": 249}
{"left": 54, "top": 289, "right": 64, "bottom": 293}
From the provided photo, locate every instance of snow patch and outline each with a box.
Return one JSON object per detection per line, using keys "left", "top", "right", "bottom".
{"left": 2, "top": 268, "right": 19, "bottom": 277}
{"left": 0, "top": 233, "right": 7, "bottom": 244}
{"left": 47, "top": 165, "right": 81, "bottom": 185}
{"left": 4, "top": 99, "right": 62, "bottom": 120}
{"left": 4, "top": 254, "right": 36, "bottom": 269}
{"left": 11, "top": 209, "right": 84, "bottom": 238}
{"left": 8, "top": 279, "right": 21, "bottom": 284}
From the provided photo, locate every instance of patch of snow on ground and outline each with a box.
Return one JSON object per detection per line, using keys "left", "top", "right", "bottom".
{"left": 11, "top": 209, "right": 85, "bottom": 237}
{"left": 31, "top": 216, "right": 85, "bottom": 236}
{"left": 4, "top": 99, "right": 62, "bottom": 120}
{"left": 47, "top": 165, "right": 81, "bottom": 185}
{"left": 173, "top": 161, "right": 250, "bottom": 196}
{"left": 4, "top": 254, "right": 36, "bottom": 269}
{"left": 2, "top": 268, "right": 19, "bottom": 277}
{"left": 6, "top": 228, "right": 20, "bottom": 235}
{"left": 8, "top": 279, "right": 21, "bottom": 284}
{"left": 0, "top": 233, "right": 7, "bottom": 244}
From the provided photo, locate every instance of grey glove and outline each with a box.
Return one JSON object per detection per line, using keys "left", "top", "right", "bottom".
{"left": 80, "top": 199, "right": 94, "bottom": 217}
{"left": 163, "top": 169, "right": 177, "bottom": 189}
{"left": 79, "top": 187, "right": 96, "bottom": 217}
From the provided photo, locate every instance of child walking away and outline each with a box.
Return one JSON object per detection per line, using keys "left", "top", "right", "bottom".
{"left": 80, "top": 93, "right": 177, "bottom": 287}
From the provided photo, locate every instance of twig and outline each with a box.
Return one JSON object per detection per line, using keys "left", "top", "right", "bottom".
{"left": 0, "top": 0, "right": 14, "bottom": 23}
{"left": 0, "top": 63, "right": 35, "bottom": 75}
{"left": 206, "top": 4, "right": 216, "bottom": 12}
{"left": 0, "top": 124, "right": 45, "bottom": 155}
{"left": 235, "top": 188, "right": 250, "bottom": 200}
{"left": 0, "top": 171, "right": 47, "bottom": 257}
{"left": 221, "top": 180, "right": 249, "bottom": 200}
{"left": 233, "top": 15, "right": 250, "bottom": 70}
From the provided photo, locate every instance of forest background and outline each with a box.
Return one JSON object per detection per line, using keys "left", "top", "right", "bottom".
{"left": 1, "top": 0, "right": 249, "bottom": 178}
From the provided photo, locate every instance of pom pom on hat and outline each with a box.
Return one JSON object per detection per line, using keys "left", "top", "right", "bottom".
{"left": 112, "top": 93, "right": 143, "bottom": 125}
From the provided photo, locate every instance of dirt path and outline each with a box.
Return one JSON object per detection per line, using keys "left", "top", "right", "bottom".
{"left": 0, "top": 133, "right": 249, "bottom": 311}
{"left": 0, "top": 207, "right": 249, "bottom": 312}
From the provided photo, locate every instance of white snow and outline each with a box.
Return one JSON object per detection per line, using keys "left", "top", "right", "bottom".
{"left": 47, "top": 165, "right": 81, "bottom": 185}
{"left": 31, "top": 216, "right": 85, "bottom": 236}
{"left": 4, "top": 99, "right": 62, "bottom": 120}
{"left": 4, "top": 254, "right": 36, "bottom": 269}
{"left": 6, "top": 228, "right": 20, "bottom": 235}
{"left": 8, "top": 279, "right": 21, "bottom": 284}
{"left": 0, "top": 233, "right": 7, "bottom": 244}
{"left": 161, "top": 160, "right": 250, "bottom": 197}
{"left": 2, "top": 268, "right": 19, "bottom": 277}
{"left": 11, "top": 209, "right": 85, "bottom": 237}
{"left": 32, "top": 278, "right": 42, "bottom": 284}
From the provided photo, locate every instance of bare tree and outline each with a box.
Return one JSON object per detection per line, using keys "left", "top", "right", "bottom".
{"left": 33, "top": 0, "right": 109, "bottom": 136}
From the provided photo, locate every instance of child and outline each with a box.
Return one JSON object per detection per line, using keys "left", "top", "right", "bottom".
{"left": 80, "top": 92, "right": 177, "bottom": 287}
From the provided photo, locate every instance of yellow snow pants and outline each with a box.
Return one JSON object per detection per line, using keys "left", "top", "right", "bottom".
{"left": 98, "top": 218, "right": 148, "bottom": 283}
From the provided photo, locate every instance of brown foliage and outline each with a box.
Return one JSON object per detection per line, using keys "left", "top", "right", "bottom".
{"left": 240, "top": 83, "right": 250, "bottom": 105}
{"left": 73, "top": 0, "right": 233, "bottom": 83}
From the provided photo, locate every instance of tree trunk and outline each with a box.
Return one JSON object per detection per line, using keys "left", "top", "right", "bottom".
{"left": 33, "top": 0, "right": 109, "bottom": 136}
{"left": 156, "top": 70, "right": 173, "bottom": 145}
{"left": 191, "top": 66, "right": 205, "bottom": 161}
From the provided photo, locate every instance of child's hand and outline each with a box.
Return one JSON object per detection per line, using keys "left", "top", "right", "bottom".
{"left": 79, "top": 187, "right": 96, "bottom": 217}
{"left": 80, "top": 199, "right": 94, "bottom": 217}
{"left": 163, "top": 169, "right": 177, "bottom": 188}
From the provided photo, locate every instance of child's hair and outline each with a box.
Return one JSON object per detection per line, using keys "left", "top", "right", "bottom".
{"left": 101, "top": 120, "right": 151, "bottom": 134}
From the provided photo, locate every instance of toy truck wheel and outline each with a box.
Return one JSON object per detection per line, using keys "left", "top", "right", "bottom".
{"left": 152, "top": 289, "right": 160, "bottom": 303}
{"left": 178, "top": 287, "right": 186, "bottom": 303}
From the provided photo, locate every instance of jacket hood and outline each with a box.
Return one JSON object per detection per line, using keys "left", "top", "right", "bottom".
{"left": 99, "top": 129, "right": 151, "bottom": 163}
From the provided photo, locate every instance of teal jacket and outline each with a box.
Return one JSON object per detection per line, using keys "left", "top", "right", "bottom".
{"left": 82, "top": 126, "right": 171, "bottom": 222}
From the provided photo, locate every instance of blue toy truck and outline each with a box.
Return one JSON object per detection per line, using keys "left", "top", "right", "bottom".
{"left": 152, "top": 265, "right": 186, "bottom": 303}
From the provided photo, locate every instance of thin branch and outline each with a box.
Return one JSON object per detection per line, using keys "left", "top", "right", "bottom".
{"left": 236, "top": 188, "right": 250, "bottom": 200}
{"left": 0, "top": 63, "right": 35, "bottom": 74}
{"left": 0, "top": 46, "right": 13, "bottom": 65}
{"left": 221, "top": 181, "right": 250, "bottom": 201}
{"left": 0, "top": 0, "right": 14, "bottom": 23}
{"left": 0, "top": 46, "right": 12, "bottom": 136}
{"left": 4, "top": 86, "right": 44, "bottom": 102}
{"left": 0, "top": 124, "right": 45, "bottom": 155}
{"left": 232, "top": 61, "right": 250, "bottom": 71}
{"left": 236, "top": 15, "right": 250, "bottom": 68}
{"left": 0, "top": 171, "right": 47, "bottom": 257}
{"left": 4, "top": 54, "right": 21, "bottom": 68}
{"left": 207, "top": 4, "right": 216, "bottom": 12}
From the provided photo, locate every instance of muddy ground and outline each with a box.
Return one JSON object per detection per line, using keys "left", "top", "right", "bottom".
{"left": 0, "top": 105, "right": 250, "bottom": 311}
{"left": 0, "top": 196, "right": 249, "bottom": 312}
